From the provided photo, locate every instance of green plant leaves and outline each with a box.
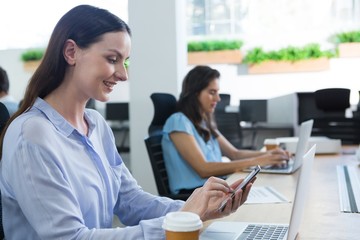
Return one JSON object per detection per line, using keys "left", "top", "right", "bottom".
{"left": 187, "top": 40, "right": 243, "bottom": 52}
{"left": 335, "top": 30, "right": 360, "bottom": 43}
{"left": 21, "top": 49, "right": 44, "bottom": 62}
{"left": 242, "top": 47, "right": 267, "bottom": 64}
{"left": 243, "top": 43, "right": 335, "bottom": 65}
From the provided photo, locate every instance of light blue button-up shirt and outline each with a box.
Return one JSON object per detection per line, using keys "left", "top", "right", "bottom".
{"left": 0, "top": 98, "right": 183, "bottom": 239}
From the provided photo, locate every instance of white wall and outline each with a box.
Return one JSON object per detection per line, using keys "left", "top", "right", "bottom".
{"left": 0, "top": 49, "right": 33, "bottom": 102}
{"left": 128, "top": 0, "right": 187, "bottom": 194}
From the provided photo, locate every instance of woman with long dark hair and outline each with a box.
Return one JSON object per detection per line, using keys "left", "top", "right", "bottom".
{"left": 162, "top": 65, "right": 290, "bottom": 194}
{"left": 0, "top": 6, "right": 251, "bottom": 239}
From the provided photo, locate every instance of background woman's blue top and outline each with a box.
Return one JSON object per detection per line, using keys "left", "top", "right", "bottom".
{"left": 162, "top": 112, "right": 222, "bottom": 194}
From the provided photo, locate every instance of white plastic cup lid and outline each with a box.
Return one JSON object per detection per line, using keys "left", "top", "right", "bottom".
{"left": 162, "top": 212, "right": 203, "bottom": 232}
{"left": 264, "top": 139, "right": 278, "bottom": 145}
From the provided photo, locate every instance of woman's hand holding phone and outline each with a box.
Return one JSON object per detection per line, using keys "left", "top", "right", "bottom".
{"left": 180, "top": 166, "right": 260, "bottom": 221}
{"left": 218, "top": 165, "right": 261, "bottom": 212}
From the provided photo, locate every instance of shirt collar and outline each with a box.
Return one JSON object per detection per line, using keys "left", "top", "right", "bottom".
{"left": 32, "top": 97, "right": 96, "bottom": 137}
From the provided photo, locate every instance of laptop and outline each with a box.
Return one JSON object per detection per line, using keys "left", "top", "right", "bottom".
{"left": 247, "top": 119, "right": 313, "bottom": 174}
{"left": 200, "top": 144, "right": 316, "bottom": 240}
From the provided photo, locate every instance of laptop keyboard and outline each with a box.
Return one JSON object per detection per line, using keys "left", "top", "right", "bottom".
{"left": 237, "top": 224, "right": 288, "bottom": 240}
{"left": 263, "top": 156, "right": 294, "bottom": 170}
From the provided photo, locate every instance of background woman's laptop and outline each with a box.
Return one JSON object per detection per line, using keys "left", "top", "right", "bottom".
{"left": 200, "top": 144, "right": 316, "bottom": 240}
{"left": 247, "top": 119, "right": 313, "bottom": 174}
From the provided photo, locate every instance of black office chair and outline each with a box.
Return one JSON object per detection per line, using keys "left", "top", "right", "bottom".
{"left": 0, "top": 102, "right": 9, "bottom": 134}
{"left": 0, "top": 102, "right": 10, "bottom": 239}
{"left": 144, "top": 134, "right": 190, "bottom": 201}
{"left": 148, "top": 93, "right": 177, "bottom": 136}
{"left": 215, "top": 94, "right": 246, "bottom": 148}
{"left": 215, "top": 93, "right": 231, "bottom": 112}
{"left": 312, "top": 88, "right": 360, "bottom": 144}
{"left": 215, "top": 111, "right": 254, "bottom": 149}
{"left": 105, "top": 102, "right": 130, "bottom": 153}
{"left": 314, "top": 88, "right": 350, "bottom": 116}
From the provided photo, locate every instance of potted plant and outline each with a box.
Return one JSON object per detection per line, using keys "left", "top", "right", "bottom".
{"left": 21, "top": 49, "right": 44, "bottom": 72}
{"left": 243, "top": 43, "right": 334, "bottom": 74}
{"left": 334, "top": 30, "right": 360, "bottom": 57}
{"left": 187, "top": 40, "right": 243, "bottom": 65}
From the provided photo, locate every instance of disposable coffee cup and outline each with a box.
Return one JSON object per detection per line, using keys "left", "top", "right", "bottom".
{"left": 264, "top": 139, "right": 278, "bottom": 151}
{"left": 162, "top": 212, "right": 203, "bottom": 240}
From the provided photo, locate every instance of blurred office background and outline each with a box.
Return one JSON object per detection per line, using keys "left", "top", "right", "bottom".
{"left": 2, "top": 0, "right": 360, "bottom": 104}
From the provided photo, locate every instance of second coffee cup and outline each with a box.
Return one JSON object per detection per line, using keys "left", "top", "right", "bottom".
{"left": 264, "top": 139, "right": 279, "bottom": 151}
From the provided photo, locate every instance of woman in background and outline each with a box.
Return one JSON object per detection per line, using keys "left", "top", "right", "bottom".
{"left": 162, "top": 65, "right": 290, "bottom": 194}
{"left": 0, "top": 66, "right": 19, "bottom": 116}
{"left": 0, "top": 6, "right": 251, "bottom": 239}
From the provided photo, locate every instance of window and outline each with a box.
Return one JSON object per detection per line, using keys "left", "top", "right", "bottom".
{"left": 187, "top": 0, "right": 360, "bottom": 49}
{"left": 187, "top": 0, "right": 248, "bottom": 38}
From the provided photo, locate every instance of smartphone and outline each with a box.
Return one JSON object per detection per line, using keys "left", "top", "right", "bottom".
{"left": 218, "top": 165, "right": 261, "bottom": 212}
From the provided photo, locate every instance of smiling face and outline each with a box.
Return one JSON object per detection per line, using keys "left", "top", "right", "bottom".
{"left": 198, "top": 78, "right": 220, "bottom": 114}
{"left": 70, "top": 31, "right": 131, "bottom": 102}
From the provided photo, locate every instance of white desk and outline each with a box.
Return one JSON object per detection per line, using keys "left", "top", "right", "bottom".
{"left": 204, "top": 147, "right": 360, "bottom": 239}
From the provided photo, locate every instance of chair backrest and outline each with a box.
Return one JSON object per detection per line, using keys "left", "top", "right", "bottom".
{"left": 215, "top": 93, "right": 231, "bottom": 112}
{"left": 149, "top": 93, "right": 177, "bottom": 136}
{"left": 215, "top": 111, "right": 244, "bottom": 149}
{"left": 0, "top": 102, "right": 10, "bottom": 134}
{"left": 105, "top": 102, "right": 130, "bottom": 153}
{"left": 0, "top": 102, "right": 9, "bottom": 239}
{"left": 312, "top": 88, "right": 359, "bottom": 144}
{"left": 144, "top": 134, "right": 191, "bottom": 201}
{"left": 315, "top": 88, "right": 350, "bottom": 113}
{"left": 144, "top": 134, "right": 170, "bottom": 196}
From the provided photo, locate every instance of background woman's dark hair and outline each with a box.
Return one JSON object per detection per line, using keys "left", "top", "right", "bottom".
{"left": 0, "top": 66, "right": 9, "bottom": 94}
{"left": 177, "top": 65, "right": 220, "bottom": 141}
{"left": 0, "top": 5, "right": 131, "bottom": 156}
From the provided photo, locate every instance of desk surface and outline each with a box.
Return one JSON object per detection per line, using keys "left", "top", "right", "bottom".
{"left": 205, "top": 147, "right": 360, "bottom": 239}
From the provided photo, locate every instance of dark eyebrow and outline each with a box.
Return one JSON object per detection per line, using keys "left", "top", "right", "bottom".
{"left": 107, "top": 49, "right": 130, "bottom": 62}
{"left": 107, "top": 49, "right": 125, "bottom": 59}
